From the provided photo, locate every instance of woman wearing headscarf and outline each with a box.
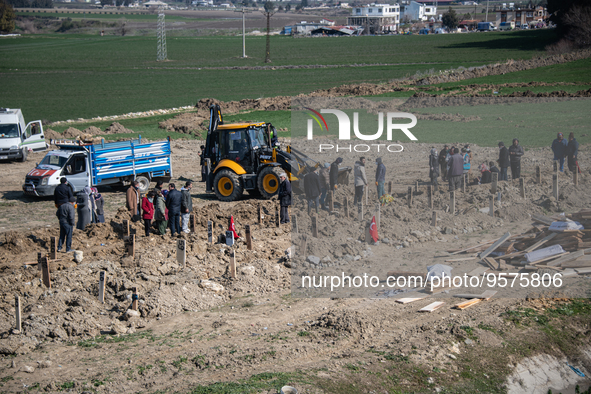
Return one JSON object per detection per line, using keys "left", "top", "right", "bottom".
{"left": 76, "top": 187, "right": 92, "bottom": 230}
{"left": 429, "top": 148, "right": 440, "bottom": 191}
{"left": 92, "top": 187, "right": 105, "bottom": 223}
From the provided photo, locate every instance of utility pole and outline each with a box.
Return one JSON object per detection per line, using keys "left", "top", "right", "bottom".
{"left": 262, "top": 2, "right": 276, "bottom": 63}
{"left": 235, "top": 8, "right": 252, "bottom": 58}
{"left": 486, "top": 0, "right": 489, "bottom": 22}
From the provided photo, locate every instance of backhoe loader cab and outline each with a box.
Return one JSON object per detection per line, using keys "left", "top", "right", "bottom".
{"left": 204, "top": 104, "right": 351, "bottom": 202}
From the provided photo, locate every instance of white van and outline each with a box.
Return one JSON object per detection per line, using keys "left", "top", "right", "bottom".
{"left": 499, "top": 21, "right": 515, "bottom": 31}
{"left": 0, "top": 108, "right": 47, "bottom": 162}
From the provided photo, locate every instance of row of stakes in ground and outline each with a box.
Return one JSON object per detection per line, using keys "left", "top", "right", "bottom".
{"left": 11, "top": 211, "right": 273, "bottom": 330}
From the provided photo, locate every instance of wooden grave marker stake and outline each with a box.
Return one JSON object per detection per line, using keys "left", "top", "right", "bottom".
{"left": 553, "top": 173, "right": 559, "bottom": 200}
{"left": 207, "top": 220, "right": 213, "bottom": 243}
{"left": 491, "top": 172, "right": 498, "bottom": 194}
{"left": 428, "top": 185, "right": 433, "bottom": 209}
{"left": 40, "top": 256, "right": 51, "bottom": 288}
{"left": 489, "top": 195, "right": 494, "bottom": 217}
{"left": 50, "top": 236, "right": 57, "bottom": 260}
{"left": 407, "top": 187, "right": 413, "bottom": 208}
{"left": 431, "top": 211, "right": 437, "bottom": 227}
{"left": 388, "top": 181, "right": 392, "bottom": 194}
{"left": 450, "top": 191, "right": 455, "bottom": 215}
{"left": 123, "top": 219, "right": 130, "bottom": 238}
{"left": 126, "top": 234, "right": 135, "bottom": 258}
{"left": 462, "top": 174, "right": 467, "bottom": 193}
{"left": 365, "top": 185, "right": 368, "bottom": 205}
{"left": 15, "top": 295, "right": 21, "bottom": 332}
{"left": 189, "top": 214, "right": 196, "bottom": 233}
{"left": 275, "top": 209, "right": 280, "bottom": 227}
{"left": 291, "top": 216, "right": 298, "bottom": 233}
{"left": 574, "top": 169, "right": 579, "bottom": 185}
{"left": 536, "top": 165, "right": 541, "bottom": 184}
{"left": 229, "top": 251, "right": 236, "bottom": 278}
{"left": 415, "top": 181, "right": 419, "bottom": 193}
{"left": 98, "top": 271, "right": 106, "bottom": 304}
{"left": 376, "top": 203, "right": 380, "bottom": 230}
{"left": 358, "top": 202, "right": 363, "bottom": 221}
{"left": 245, "top": 225, "right": 253, "bottom": 250}
{"left": 328, "top": 190, "right": 334, "bottom": 211}
{"left": 258, "top": 206, "right": 263, "bottom": 224}
{"left": 299, "top": 235, "right": 307, "bottom": 257}
{"left": 343, "top": 196, "right": 349, "bottom": 218}
{"left": 553, "top": 160, "right": 558, "bottom": 173}
{"left": 312, "top": 215, "right": 318, "bottom": 238}
{"left": 37, "top": 252, "right": 42, "bottom": 271}
{"left": 177, "top": 239, "right": 186, "bottom": 268}
{"left": 519, "top": 178, "right": 525, "bottom": 198}
{"left": 132, "top": 287, "right": 138, "bottom": 310}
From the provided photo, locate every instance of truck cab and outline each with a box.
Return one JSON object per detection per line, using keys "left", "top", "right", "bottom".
{"left": 0, "top": 108, "right": 47, "bottom": 162}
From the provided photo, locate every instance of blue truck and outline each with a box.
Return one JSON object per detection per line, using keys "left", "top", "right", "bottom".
{"left": 23, "top": 136, "right": 172, "bottom": 196}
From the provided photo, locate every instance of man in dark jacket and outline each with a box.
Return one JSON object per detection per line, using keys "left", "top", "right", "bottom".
{"left": 498, "top": 142, "right": 510, "bottom": 181}
{"left": 508, "top": 138, "right": 524, "bottom": 179}
{"left": 278, "top": 173, "right": 291, "bottom": 224}
{"left": 329, "top": 157, "right": 343, "bottom": 190}
{"left": 165, "top": 183, "right": 182, "bottom": 236}
{"left": 448, "top": 148, "right": 464, "bottom": 192}
{"left": 567, "top": 132, "right": 579, "bottom": 173}
{"left": 180, "top": 181, "right": 193, "bottom": 234}
{"left": 54, "top": 178, "right": 73, "bottom": 207}
{"left": 438, "top": 145, "right": 449, "bottom": 181}
{"left": 552, "top": 132, "right": 568, "bottom": 172}
{"left": 56, "top": 196, "right": 76, "bottom": 252}
{"left": 375, "top": 157, "right": 386, "bottom": 198}
{"left": 304, "top": 168, "right": 322, "bottom": 214}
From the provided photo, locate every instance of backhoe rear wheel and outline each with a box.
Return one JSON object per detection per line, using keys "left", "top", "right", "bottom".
{"left": 214, "top": 169, "right": 243, "bottom": 202}
{"left": 257, "top": 166, "right": 282, "bottom": 200}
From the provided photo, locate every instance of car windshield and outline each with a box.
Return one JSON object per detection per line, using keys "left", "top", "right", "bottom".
{"left": 39, "top": 154, "right": 68, "bottom": 169}
{"left": 0, "top": 124, "right": 19, "bottom": 138}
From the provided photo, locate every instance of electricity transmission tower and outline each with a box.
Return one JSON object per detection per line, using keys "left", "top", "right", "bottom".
{"left": 157, "top": 7, "right": 167, "bottom": 61}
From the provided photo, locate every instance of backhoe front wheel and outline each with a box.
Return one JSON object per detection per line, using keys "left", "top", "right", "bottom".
{"left": 214, "top": 170, "right": 243, "bottom": 202}
{"left": 257, "top": 166, "right": 282, "bottom": 200}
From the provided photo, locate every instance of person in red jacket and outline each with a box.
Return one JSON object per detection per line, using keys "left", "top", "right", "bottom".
{"left": 141, "top": 191, "right": 155, "bottom": 237}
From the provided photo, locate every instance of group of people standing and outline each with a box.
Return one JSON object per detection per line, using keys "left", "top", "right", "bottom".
{"left": 431, "top": 133, "right": 580, "bottom": 192}
{"left": 552, "top": 132, "right": 579, "bottom": 173}
{"left": 301, "top": 156, "right": 388, "bottom": 213}
{"left": 54, "top": 177, "right": 104, "bottom": 252}
{"left": 126, "top": 180, "right": 194, "bottom": 238}
{"left": 431, "top": 145, "right": 473, "bottom": 192}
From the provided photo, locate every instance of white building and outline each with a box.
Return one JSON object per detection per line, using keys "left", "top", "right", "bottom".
{"left": 348, "top": 3, "right": 400, "bottom": 34}
{"left": 144, "top": 0, "right": 168, "bottom": 8}
{"left": 401, "top": 1, "right": 437, "bottom": 22}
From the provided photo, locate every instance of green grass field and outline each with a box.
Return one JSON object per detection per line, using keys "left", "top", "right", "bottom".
{"left": 290, "top": 98, "right": 591, "bottom": 147}
{"left": 0, "top": 29, "right": 558, "bottom": 122}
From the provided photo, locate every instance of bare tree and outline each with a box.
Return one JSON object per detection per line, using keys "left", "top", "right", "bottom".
{"left": 562, "top": 4, "right": 591, "bottom": 47}
{"left": 262, "top": 1, "right": 275, "bottom": 63}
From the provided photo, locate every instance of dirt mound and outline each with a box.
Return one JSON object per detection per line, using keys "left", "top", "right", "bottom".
{"left": 42, "top": 128, "right": 61, "bottom": 141}
{"left": 104, "top": 122, "right": 135, "bottom": 134}
{"left": 82, "top": 125, "right": 103, "bottom": 135}
{"left": 312, "top": 310, "right": 380, "bottom": 337}
{"left": 62, "top": 127, "right": 83, "bottom": 138}
{"left": 158, "top": 112, "right": 206, "bottom": 134}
